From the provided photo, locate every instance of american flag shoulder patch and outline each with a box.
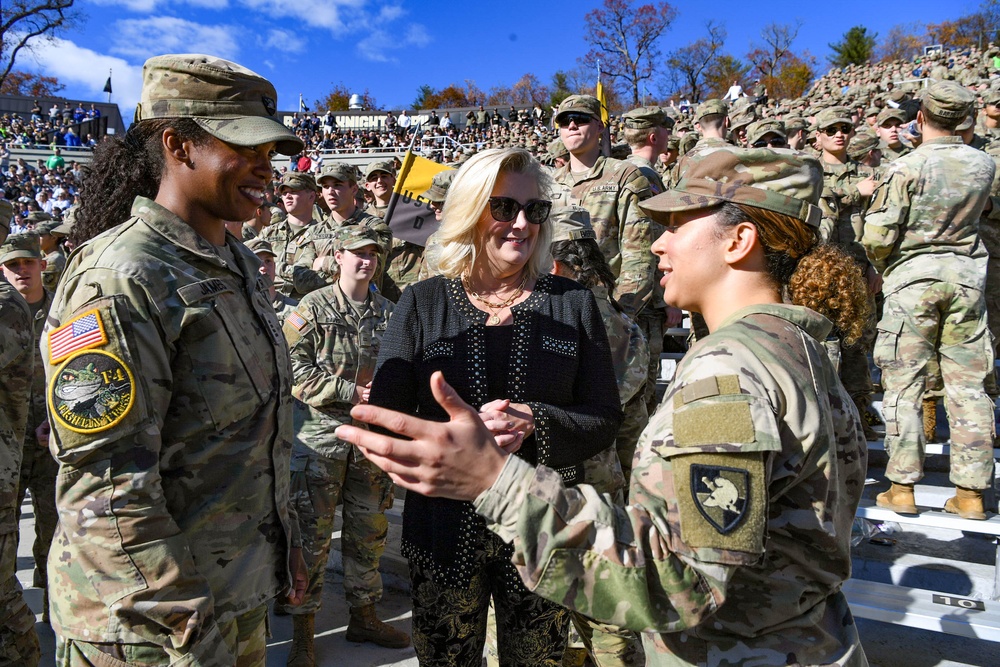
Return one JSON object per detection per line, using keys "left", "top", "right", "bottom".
{"left": 48, "top": 309, "right": 109, "bottom": 364}
{"left": 287, "top": 312, "right": 307, "bottom": 331}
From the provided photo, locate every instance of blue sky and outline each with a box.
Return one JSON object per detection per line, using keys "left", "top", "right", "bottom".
{"left": 14, "top": 0, "right": 983, "bottom": 121}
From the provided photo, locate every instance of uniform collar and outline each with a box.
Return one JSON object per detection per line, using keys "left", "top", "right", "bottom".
{"left": 717, "top": 303, "right": 833, "bottom": 341}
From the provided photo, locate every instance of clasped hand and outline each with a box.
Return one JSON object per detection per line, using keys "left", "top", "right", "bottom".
{"left": 478, "top": 399, "right": 534, "bottom": 454}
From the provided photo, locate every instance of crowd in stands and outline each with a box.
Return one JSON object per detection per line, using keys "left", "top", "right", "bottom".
{"left": 0, "top": 99, "right": 101, "bottom": 150}
{"left": 0, "top": 153, "right": 82, "bottom": 233}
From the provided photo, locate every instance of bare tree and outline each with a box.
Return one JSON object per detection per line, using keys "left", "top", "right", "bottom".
{"left": 664, "top": 21, "right": 726, "bottom": 103}
{"left": 1, "top": 0, "right": 78, "bottom": 90}
{"left": 581, "top": 0, "right": 678, "bottom": 107}
{"left": 747, "top": 21, "right": 802, "bottom": 84}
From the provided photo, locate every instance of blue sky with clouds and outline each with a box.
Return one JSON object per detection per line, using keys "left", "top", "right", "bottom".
{"left": 13, "top": 0, "right": 982, "bottom": 120}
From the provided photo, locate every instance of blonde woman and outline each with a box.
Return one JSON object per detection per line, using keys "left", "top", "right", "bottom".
{"left": 368, "top": 148, "right": 621, "bottom": 666}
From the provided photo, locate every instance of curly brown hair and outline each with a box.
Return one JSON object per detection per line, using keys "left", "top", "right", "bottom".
{"left": 716, "top": 202, "right": 871, "bottom": 345}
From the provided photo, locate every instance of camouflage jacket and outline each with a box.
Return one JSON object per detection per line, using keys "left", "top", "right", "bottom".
{"left": 626, "top": 154, "right": 666, "bottom": 196}
{"left": 259, "top": 216, "right": 318, "bottom": 298}
{"left": 0, "top": 278, "right": 31, "bottom": 536}
{"left": 27, "top": 290, "right": 53, "bottom": 440}
{"left": 864, "top": 136, "right": 995, "bottom": 295}
{"left": 273, "top": 291, "right": 299, "bottom": 329}
{"left": 878, "top": 142, "right": 911, "bottom": 163}
{"left": 42, "top": 197, "right": 298, "bottom": 662}
{"left": 554, "top": 156, "right": 655, "bottom": 318}
{"left": 295, "top": 207, "right": 394, "bottom": 294}
{"left": 594, "top": 285, "right": 647, "bottom": 406}
{"left": 283, "top": 284, "right": 393, "bottom": 459}
{"left": 818, "top": 158, "right": 874, "bottom": 265}
{"left": 475, "top": 304, "right": 868, "bottom": 666}
{"left": 42, "top": 246, "right": 66, "bottom": 292}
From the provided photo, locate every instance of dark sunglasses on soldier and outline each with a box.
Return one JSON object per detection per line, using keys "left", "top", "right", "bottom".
{"left": 488, "top": 196, "right": 552, "bottom": 224}
{"left": 556, "top": 113, "right": 594, "bottom": 128}
{"left": 822, "top": 124, "right": 853, "bottom": 136}
{"left": 752, "top": 137, "right": 787, "bottom": 148}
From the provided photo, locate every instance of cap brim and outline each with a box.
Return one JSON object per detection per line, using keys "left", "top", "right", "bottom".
{"left": 194, "top": 116, "right": 304, "bottom": 155}
{"left": 639, "top": 190, "right": 725, "bottom": 223}
{"left": 1, "top": 251, "right": 42, "bottom": 264}
{"left": 818, "top": 117, "right": 853, "bottom": 129}
{"left": 341, "top": 241, "right": 383, "bottom": 252}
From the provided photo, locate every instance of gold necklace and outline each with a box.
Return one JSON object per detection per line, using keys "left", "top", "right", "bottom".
{"left": 465, "top": 273, "right": 527, "bottom": 325}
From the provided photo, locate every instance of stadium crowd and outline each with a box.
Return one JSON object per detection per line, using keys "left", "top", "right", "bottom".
{"left": 3, "top": 41, "right": 1000, "bottom": 667}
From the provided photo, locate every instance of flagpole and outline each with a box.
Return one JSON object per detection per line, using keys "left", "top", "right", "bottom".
{"left": 384, "top": 122, "right": 423, "bottom": 226}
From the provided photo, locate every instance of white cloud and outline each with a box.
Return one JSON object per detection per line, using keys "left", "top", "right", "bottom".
{"left": 24, "top": 36, "right": 144, "bottom": 111}
{"left": 262, "top": 29, "right": 305, "bottom": 54}
{"left": 238, "top": 0, "right": 366, "bottom": 32}
{"left": 110, "top": 16, "right": 240, "bottom": 61}
{"left": 356, "top": 22, "right": 432, "bottom": 63}
{"left": 85, "top": 0, "right": 229, "bottom": 11}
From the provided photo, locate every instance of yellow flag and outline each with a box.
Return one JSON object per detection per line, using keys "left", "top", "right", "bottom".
{"left": 596, "top": 79, "right": 610, "bottom": 124}
{"left": 386, "top": 150, "right": 454, "bottom": 246}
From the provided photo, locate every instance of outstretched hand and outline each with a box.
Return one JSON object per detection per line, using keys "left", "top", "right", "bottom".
{"left": 336, "top": 371, "right": 512, "bottom": 500}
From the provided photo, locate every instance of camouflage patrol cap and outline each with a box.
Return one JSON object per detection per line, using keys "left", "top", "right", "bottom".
{"left": 0, "top": 199, "right": 12, "bottom": 231}
{"left": 364, "top": 159, "right": 395, "bottom": 179}
{"left": 316, "top": 162, "right": 357, "bottom": 185}
{"left": 336, "top": 225, "right": 383, "bottom": 252}
{"left": 0, "top": 233, "right": 43, "bottom": 264}
{"left": 922, "top": 80, "right": 975, "bottom": 119}
{"left": 666, "top": 136, "right": 680, "bottom": 151}
{"left": 783, "top": 116, "right": 807, "bottom": 133}
{"left": 639, "top": 148, "right": 823, "bottom": 228}
{"left": 728, "top": 105, "right": 758, "bottom": 132}
{"left": 864, "top": 106, "right": 881, "bottom": 119}
{"left": 876, "top": 107, "right": 906, "bottom": 126}
{"left": 424, "top": 169, "right": 455, "bottom": 203}
{"left": 23, "top": 211, "right": 52, "bottom": 224}
{"left": 695, "top": 99, "right": 728, "bottom": 122}
{"left": 815, "top": 106, "right": 854, "bottom": 129}
{"left": 244, "top": 237, "right": 276, "bottom": 256}
{"left": 746, "top": 119, "right": 786, "bottom": 146}
{"left": 555, "top": 95, "right": 602, "bottom": 124}
{"left": 983, "top": 88, "right": 1000, "bottom": 106}
{"left": 279, "top": 172, "right": 318, "bottom": 192}
{"left": 34, "top": 219, "right": 66, "bottom": 236}
{"left": 549, "top": 206, "right": 596, "bottom": 242}
{"left": 135, "top": 54, "right": 302, "bottom": 155}
{"left": 547, "top": 138, "right": 569, "bottom": 160}
{"left": 848, "top": 131, "right": 880, "bottom": 160}
{"left": 621, "top": 106, "right": 673, "bottom": 130}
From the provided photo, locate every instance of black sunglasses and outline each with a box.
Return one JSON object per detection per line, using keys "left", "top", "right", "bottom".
{"left": 488, "top": 196, "right": 552, "bottom": 224}
{"left": 556, "top": 112, "right": 594, "bottom": 128}
{"left": 752, "top": 137, "right": 787, "bottom": 148}
{"left": 822, "top": 124, "right": 853, "bottom": 136}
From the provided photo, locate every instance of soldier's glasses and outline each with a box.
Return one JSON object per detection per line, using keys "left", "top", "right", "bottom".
{"left": 488, "top": 197, "right": 552, "bottom": 224}
{"left": 752, "top": 137, "right": 787, "bottom": 148}
{"left": 556, "top": 113, "right": 595, "bottom": 128}
{"left": 822, "top": 125, "right": 853, "bottom": 136}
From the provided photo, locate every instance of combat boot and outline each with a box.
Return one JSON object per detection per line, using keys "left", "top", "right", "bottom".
{"left": 944, "top": 487, "right": 987, "bottom": 520}
{"left": 345, "top": 603, "right": 411, "bottom": 648}
{"left": 876, "top": 482, "right": 918, "bottom": 514}
{"left": 286, "top": 613, "right": 315, "bottom": 667}
{"left": 922, "top": 396, "right": 938, "bottom": 442}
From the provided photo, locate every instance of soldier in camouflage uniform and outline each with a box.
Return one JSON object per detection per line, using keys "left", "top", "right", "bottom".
{"left": 260, "top": 171, "right": 323, "bottom": 299}
{"left": 865, "top": 81, "right": 997, "bottom": 520}
{"left": 875, "top": 108, "right": 912, "bottom": 162}
{"left": 552, "top": 95, "right": 656, "bottom": 320}
{"left": 43, "top": 54, "right": 307, "bottom": 666}
{"left": 0, "top": 234, "right": 57, "bottom": 619}
{"left": 245, "top": 237, "right": 299, "bottom": 327}
{"left": 670, "top": 99, "right": 732, "bottom": 185}
{"left": 622, "top": 106, "right": 671, "bottom": 195}
{"left": 0, "top": 200, "right": 41, "bottom": 666}
{"left": 363, "top": 160, "right": 395, "bottom": 220}
{"left": 548, "top": 207, "right": 645, "bottom": 667}
{"left": 295, "top": 162, "right": 394, "bottom": 297}
{"left": 36, "top": 219, "right": 69, "bottom": 292}
{"left": 338, "top": 149, "right": 870, "bottom": 667}
{"left": 814, "top": 105, "right": 880, "bottom": 439}
{"left": 280, "top": 227, "right": 408, "bottom": 665}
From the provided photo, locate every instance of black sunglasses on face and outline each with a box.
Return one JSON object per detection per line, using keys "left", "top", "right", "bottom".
{"left": 752, "top": 137, "right": 787, "bottom": 148}
{"left": 822, "top": 125, "right": 853, "bottom": 136}
{"left": 488, "top": 196, "right": 552, "bottom": 224}
{"left": 556, "top": 113, "right": 594, "bottom": 128}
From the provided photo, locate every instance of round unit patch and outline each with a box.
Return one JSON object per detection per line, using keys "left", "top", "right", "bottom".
{"left": 49, "top": 350, "right": 136, "bottom": 434}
